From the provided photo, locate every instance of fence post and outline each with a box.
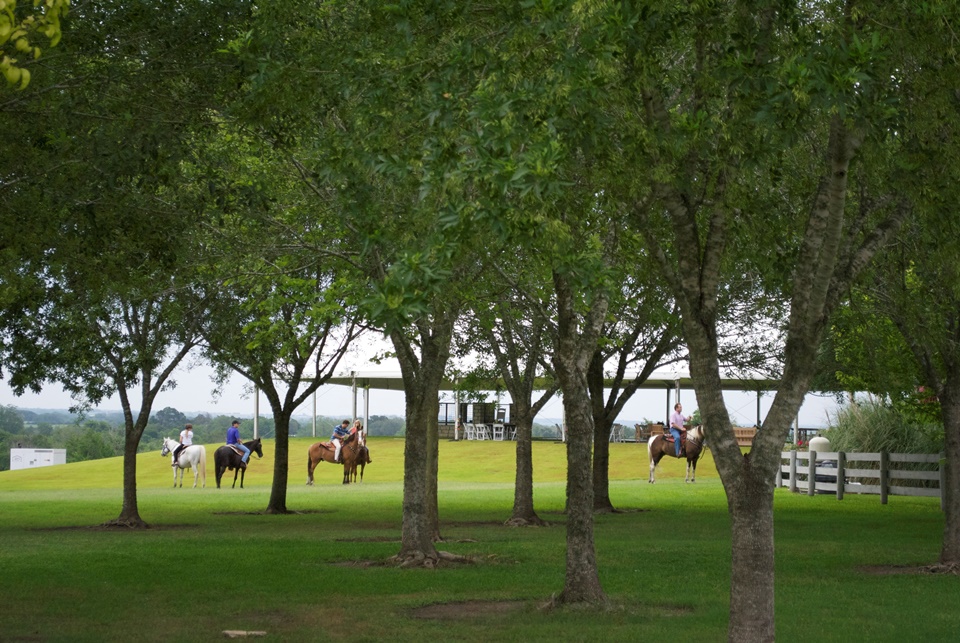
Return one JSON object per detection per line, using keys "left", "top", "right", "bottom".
{"left": 808, "top": 450, "right": 817, "bottom": 496}
{"left": 789, "top": 450, "right": 797, "bottom": 493}
{"left": 880, "top": 451, "right": 889, "bottom": 505}
{"left": 837, "top": 451, "right": 846, "bottom": 501}
{"left": 940, "top": 451, "right": 947, "bottom": 512}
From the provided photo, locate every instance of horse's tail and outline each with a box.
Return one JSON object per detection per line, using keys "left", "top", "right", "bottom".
{"left": 197, "top": 446, "right": 207, "bottom": 486}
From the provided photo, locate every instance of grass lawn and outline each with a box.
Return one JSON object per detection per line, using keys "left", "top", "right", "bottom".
{"left": 0, "top": 437, "right": 952, "bottom": 642}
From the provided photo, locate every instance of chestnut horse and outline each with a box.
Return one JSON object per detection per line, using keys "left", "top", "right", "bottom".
{"left": 306, "top": 431, "right": 371, "bottom": 485}
{"left": 648, "top": 424, "right": 706, "bottom": 483}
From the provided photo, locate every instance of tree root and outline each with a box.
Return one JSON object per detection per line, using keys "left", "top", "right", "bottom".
{"left": 388, "top": 550, "right": 471, "bottom": 568}
{"left": 100, "top": 517, "right": 149, "bottom": 529}
{"left": 504, "top": 515, "right": 548, "bottom": 527}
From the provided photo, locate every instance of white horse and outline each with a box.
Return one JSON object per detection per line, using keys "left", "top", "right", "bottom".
{"left": 160, "top": 437, "right": 207, "bottom": 488}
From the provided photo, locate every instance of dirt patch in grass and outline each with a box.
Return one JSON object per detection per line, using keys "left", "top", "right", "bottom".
{"left": 859, "top": 563, "right": 960, "bottom": 576}
{"left": 213, "top": 509, "right": 330, "bottom": 515}
{"left": 654, "top": 603, "right": 696, "bottom": 616}
{"left": 31, "top": 523, "right": 196, "bottom": 532}
{"left": 331, "top": 559, "right": 390, "bottom": 568}
{"left": 411, "top": 600, "right": 528, "bottom": 620}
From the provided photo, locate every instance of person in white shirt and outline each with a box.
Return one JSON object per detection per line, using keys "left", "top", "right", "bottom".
{"left": 173, "top": 424, "right": 193, "bottom": 465}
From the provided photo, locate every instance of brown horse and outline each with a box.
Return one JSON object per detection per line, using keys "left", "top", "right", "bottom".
{"left": 648, "top": 425, "right": 706, "bottom": 483}
{"left": 306, "top": 432, "right": 371, "bottom": 485}
{"left": 347, "top": 432, "right": 372, "bottom": 483}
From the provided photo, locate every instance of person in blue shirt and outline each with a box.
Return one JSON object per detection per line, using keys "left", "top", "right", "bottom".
{"left": 226, "top": 420, "right": 251, "bottom": 467}
{"left": 331, "top": 419, "right": 352, "bottom": 463}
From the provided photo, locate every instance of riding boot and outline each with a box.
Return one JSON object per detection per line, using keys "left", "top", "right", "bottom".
{"left": 240, "top": 460, "right": 247, "bottom": 470}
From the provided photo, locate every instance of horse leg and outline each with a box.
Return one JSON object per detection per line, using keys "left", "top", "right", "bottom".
{"left": 239, "top": 465, "right": 245, "bottom": 489}
{"left": 306, "top": 453, "right": 315, "bottom": 486}
{"left": 648, "top": 437, "right": 659, "bottom": 483}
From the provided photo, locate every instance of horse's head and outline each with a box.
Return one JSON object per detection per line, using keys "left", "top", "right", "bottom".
{"left": 689, "top": 425, "right": 706, "bottom": 443}
{"left": 250, "top": 438, "right": 264, "bottom": 459}
{"left": 160, "top": 438, "right": 172, "bottom": 456}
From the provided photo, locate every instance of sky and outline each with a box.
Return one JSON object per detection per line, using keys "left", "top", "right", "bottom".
{"left": 0, "top": 357, "right": 845, "bottom": 429}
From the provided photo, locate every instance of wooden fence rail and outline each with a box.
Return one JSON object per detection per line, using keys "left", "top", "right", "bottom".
{"left": 778, "top": 450, "right": 947, "bottom": 511}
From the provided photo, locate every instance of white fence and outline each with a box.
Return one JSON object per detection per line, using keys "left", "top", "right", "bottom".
{"left": 778, "top": 450, "right": 946, "bottom": 510}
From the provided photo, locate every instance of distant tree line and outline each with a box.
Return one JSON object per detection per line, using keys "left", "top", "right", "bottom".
{"left": 0, "top": 404, "right": 409, "bottom": 471}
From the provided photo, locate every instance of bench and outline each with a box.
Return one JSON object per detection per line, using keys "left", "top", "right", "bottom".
{"left": 734, "top": 427, "right": 757, "bottom": 447}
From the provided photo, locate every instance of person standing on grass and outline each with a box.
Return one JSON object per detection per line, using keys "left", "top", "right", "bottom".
{"left": 669, "top": 403, "right": 691, "bottom": 457}
{"left": 226, "top": 420, "right": 251, "bottom": 468}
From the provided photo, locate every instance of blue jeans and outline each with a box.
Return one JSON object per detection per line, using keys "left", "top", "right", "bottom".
{"left": 670, "top": 428, "right": 683, "bottom": 456}
{"left": 233, "top": 443, "right": 251, "bottom": 463}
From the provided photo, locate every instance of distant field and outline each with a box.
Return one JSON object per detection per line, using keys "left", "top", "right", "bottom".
{"left": 1, "top": 437, "right": 954, "bottom": 642}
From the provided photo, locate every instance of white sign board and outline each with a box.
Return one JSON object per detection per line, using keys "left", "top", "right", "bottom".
{"left": 10, "top": 448, "right": 67, "bottom": 471}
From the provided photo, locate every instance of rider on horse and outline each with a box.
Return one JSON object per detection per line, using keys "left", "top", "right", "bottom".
{"left": 669, "top": 403, "right": 691, "bottom": 457}
{"left": 331, "top": 420, "right": 353, "bottom": 463}
{"left": 173, "top": 424, "right": 193, "bottom": 466}
{"left": 226, "top": 420, "right": 251, "bottom": 469}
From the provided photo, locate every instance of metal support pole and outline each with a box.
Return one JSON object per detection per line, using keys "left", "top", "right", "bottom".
{"left": 363, "top": 384, "right": 370, "bottom": 438}
{"left": 253, "top": 385, "right": 259, "bottom": 439}
{"left": 757, "top": 391, "right": 761, "bottom": 428}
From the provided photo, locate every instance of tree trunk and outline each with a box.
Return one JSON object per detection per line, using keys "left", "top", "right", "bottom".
{"left": 508, "top": 400, "right": 545, "bottom": 526}
{"left": 727, "top": 474, "right": 776, "bottom": 642}
{"left": 390, "top": 313, "right": 455, "bottom": 566}
{"left": 108, "top": 424, "right": 147, "bottom": 528}
{"left": 427, "top": 405, "right": 441, "bottom": 542}
{"left": 106, "top": 398, "right": 150, "bottom": 529}
{"left": 552, "top": 270, "right": 608, "bottom": 604}
{"left": 266, "top": 405, "right": 293, "bottom": 514}
{"left": 556, "top": 389, "right": 606, "bottom": 603}
{"left": 939, "top": 377, "right": 960, "bottom": 565}
{"left": 591, "top": 420, "right": 614, "bottom": 513}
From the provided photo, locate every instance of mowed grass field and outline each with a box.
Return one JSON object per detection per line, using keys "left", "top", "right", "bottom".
{"left": 0, "top": 437, "right": 954, "bottom": 642}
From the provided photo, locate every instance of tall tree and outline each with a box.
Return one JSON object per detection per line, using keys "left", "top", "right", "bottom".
{"left": 194, "top": 123, "right": 364, "bottom": 514}
{"left": 588, "top": 241, "right": 684, "bottom": 512}
{"left": 0, "top": 0, "right": 249, "bottom": 526}
{"left": 614, "top": 1, "right": 919, "bottom": 637}
{"left": 458, "top": 250, "right": 558, "bottom": 527}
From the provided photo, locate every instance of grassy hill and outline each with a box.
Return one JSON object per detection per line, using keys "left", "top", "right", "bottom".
{"left": 0, "top": 436, "right": 716, "bottom": 490}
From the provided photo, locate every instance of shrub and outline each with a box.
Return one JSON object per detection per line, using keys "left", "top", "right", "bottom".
{"left": 823, "top": 399, "right": 943, "bottom": 454}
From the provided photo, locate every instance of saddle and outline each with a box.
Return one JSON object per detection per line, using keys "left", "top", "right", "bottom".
{"left": 662, "top": 432, "right": 686, "bottom": 446}
{"left": 226, "top": 444, "right": 245, "bottom": 457}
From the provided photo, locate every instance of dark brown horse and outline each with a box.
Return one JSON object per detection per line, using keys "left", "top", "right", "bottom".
{"left": 348, "top": 433, "right": 372, "bottom": 483}
{"left": 648, "top": 425, "right": 706, "bottom": 483}
{"left": 214, "top": 438, "right": 263, "bottom": 489}
{"left": 306, "top": 431, "right": 370, "bottom": 485}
